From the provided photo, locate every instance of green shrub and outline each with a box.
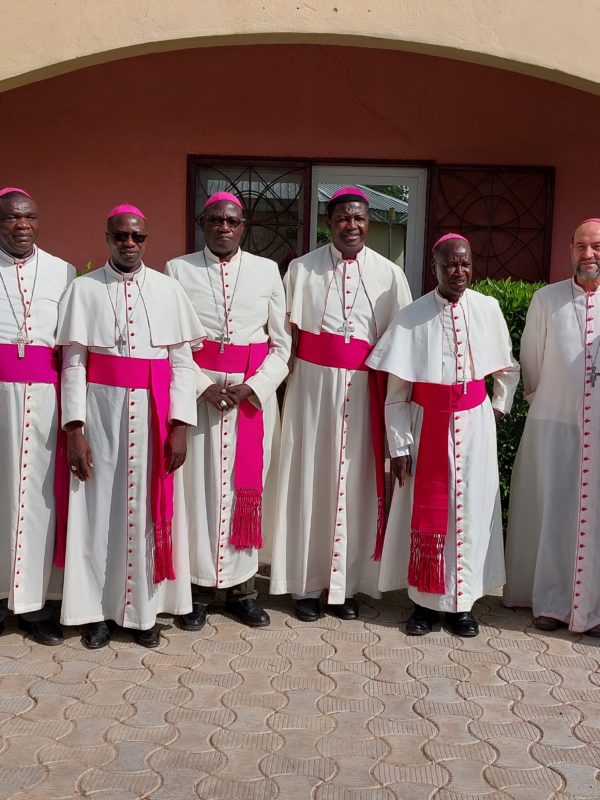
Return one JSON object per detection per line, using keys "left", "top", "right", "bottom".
{"left": 471, "top": 278, "right": 545, "bottom": 529}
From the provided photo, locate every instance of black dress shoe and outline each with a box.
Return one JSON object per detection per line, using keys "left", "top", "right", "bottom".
{"left": 225, "top": 598, "right": 270, "bottom": 628}
{"left": 447, "top": 611, "right": 479, "bottom": 637}
{"left": 326, "top": 597, "right": 359, "bottom": 620}
{"left": 534, "top": 616, "right": 561, "bottom": 632}
{"left": 134, "top": 626, "right": 161, "bottom": 648}
{"left": 83, "top": 621, "right": 111, "bottom": 649}
{"left": 19, "top": 618, "right": 64, "bottom": 646}
{"left": 293, "top": 598, "right": 321, "bottom": 622}
{"left": 406, "top": 604, "right": 440, "bottom": 636}
{"left": 180, "top": 602, "right": 208, "bottom": 631}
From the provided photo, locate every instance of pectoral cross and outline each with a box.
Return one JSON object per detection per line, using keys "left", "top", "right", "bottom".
{"left": 589, "top": 364, "right": 598, "bottom": 388}
{"left": 218, "top": 331, "right": 230, "bottom": 353}
{"left": 12, "top": 330, "right": 32, "bottom": 359}
{"left": 116, "top": 332, "right": 127, "bottom": 356}
{"left": 338, "top": 319, "right": 355, "bottom": 344}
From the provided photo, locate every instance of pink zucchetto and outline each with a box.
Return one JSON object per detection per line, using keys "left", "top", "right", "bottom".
{"left": 330, "top": 186, "right": 369, "bottom": 203}
{"left": 204, "top": 192, "right": 243, "bottom": 210}
{"left": 578, "top": 218, "right": 600, "bottom": 226}
{"left": 326, "top": 186, "right": 370, "bottom": 215}
{"left": 432, "top": 232, "right": 470, "bottom": 253}
{"left": 107, "top": 203, "right": 146, "bottom": 220}
{"left": 0, "top": 186, "right": 32, "bottom": 199}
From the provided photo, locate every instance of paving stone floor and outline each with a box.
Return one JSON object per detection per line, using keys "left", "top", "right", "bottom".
{"left": 1, "top": 588, "right": 599, "bottom": 800}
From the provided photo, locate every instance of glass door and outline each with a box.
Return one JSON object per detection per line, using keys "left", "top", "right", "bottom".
{"left": 310, "top": 165, "right": 428, "bottom": 298}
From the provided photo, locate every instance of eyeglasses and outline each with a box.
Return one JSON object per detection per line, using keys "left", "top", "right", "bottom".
{"left": 205, "top": 215, "right": 245, "bottom": 229}
{"left": 111, "top": 232, "right": 148, "bottom": 244}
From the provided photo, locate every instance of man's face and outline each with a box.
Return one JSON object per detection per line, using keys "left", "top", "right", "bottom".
{"left": 434, "top": 240, "right": 473, "bottom": 302}
{"left": 0, "top": 195, "right": 39, "bottom": 259}
{"left": 327, "top": 202, "right": 369, "bottom": 258}
{"left": 202, "top": 201, "right": 245, "bottom": 259}
{"left": 571, "top": 221, "right": 600, "bottom": 281}
{"left": 106, "top": 214, "right": 147, "bottom": 272}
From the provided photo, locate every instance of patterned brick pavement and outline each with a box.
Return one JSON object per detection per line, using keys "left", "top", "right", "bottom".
{"left": 1, "top": 588, "right": 599, "bottom": 799}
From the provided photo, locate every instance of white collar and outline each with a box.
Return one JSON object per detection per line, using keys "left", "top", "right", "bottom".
{"left": 203, "top": 246, "right": 241, "bottom": 267}
{"left": 0, "top": 244, "right": 37, "bottom": 266}
{"left": 329, "top": 243, "right": 366, "bottom": 265}
{"left": 106, "top": 260, "right": 144, "bottom": 282}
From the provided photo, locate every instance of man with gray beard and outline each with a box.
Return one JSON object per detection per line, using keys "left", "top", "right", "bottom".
{"left": 505, "top": 218, "right": 600, "bottom": 636}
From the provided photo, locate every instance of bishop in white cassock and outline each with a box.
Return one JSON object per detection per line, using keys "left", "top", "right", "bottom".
{"left": 270, "top": 187, "right": 412, "bottom": 622}
{"left": 368, "top": 234, "right": 519, "bottom": 637}
{"left": 505, "top": 218, "right": 600, "bottom": 636}
{"left": 57, "top": 204, "right": 206, "bottom": 649}
{"left": 165, "top": 191, "right": 290, "bottom": 630}
{"left": 0, "top": 187, "right": 75, "bottom": 646}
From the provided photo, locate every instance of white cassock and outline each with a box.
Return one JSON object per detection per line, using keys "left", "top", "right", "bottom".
{"left": 0, "top": 247, "right": 75, "bottom": 613}
{"left": 368, "top": 288, "right": 519, "bottom": 613}
{"left": 270, "top": 244, "right": 412, "bottom": 603}
{"left": 165, "top": 247, "right": 290, "bottom": 589}
{"left": 505, "top": 278, "right": 600, "bottom": 632}
{"left": 57, "top": 263, "right": 206, "bottom": 630}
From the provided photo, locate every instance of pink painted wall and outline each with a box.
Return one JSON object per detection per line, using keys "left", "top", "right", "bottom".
{"left": 0, "top": 44, "right": 597, "bottom": 280}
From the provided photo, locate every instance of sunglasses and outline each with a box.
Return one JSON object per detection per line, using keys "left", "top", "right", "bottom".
{"left": 205, "top": 215, "right": 245, "bottom": 229}
{"left": 111, "top": 232, "right": 148, "bottom": 244}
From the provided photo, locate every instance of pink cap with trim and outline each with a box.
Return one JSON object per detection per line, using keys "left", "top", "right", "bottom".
{"left": 432, "top": 232, "right": 470, "bottom": 252}
{"left": 107, "top": 203, "right": 146, "bottom": 220}
{"left": 0, "top": 186, "right": 32, "bottom": 199}
{"left": 330, "top": 186, "right": 369, "bottom": 203}
{"left": 204, "top": 191, "right": 243, "bottom": 210}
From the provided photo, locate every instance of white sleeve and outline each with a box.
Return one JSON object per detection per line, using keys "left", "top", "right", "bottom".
{"left": 385, "top": 375, "right": 414, "bottom": 457}
{"left": 61, "top": 343, "right": 88, "bottom": 427}
{"left": 519, "top": 292, "right": 546, "bottom": 403}
{"left": 168, "top": 342, "right": 197, "bottom": 425}
{"left": 245, "top": 266, "right": 291, "bottom": 407}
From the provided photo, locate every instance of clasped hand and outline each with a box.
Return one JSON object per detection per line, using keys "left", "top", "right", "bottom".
{"left": 202, "top": 383, "right": 254, "bottom": 412}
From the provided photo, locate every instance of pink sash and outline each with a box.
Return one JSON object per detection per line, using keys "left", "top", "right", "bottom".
{"left": 194, "top": 340, "right": 269, "bottom": 550}
{"left": 409, "top": 380, "right": 487, "bottom": 594}
{"left": 0, "top": 344, "right": 68, "bottom": 568}
{"left": 296, "top": 330, "right": 388, "bottom": 559}
{"left": 87, "top": 352, "right": 175, "bottom": 583}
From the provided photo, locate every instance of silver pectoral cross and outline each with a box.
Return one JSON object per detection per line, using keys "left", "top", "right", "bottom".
{"left": 116, "top": 332, "right": 127, "bottom": 356}
{"left": 590, "top": 364, "right": 598, "bottom": 388}
{"left": 338, "top": 319, "right": 355, "bottom": 344}
{"left": 218, "top": 331, "right": 230, "bottom": 353}
{"left": 12, "top": 330, "right": 32, "bottom": 358}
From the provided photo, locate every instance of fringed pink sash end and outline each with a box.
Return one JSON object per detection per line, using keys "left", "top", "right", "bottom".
{"left": 409, "top": 380, "right": 487, "bottom": 595}
{"left": 194, "top": 341, "right": 269, "bottom": 551}
{"left": 408, "top": 529, "right": 446, "bottom": 594}
{"left": 231, "top": 487, "right": 264, "bottom": 549}
{"left": 153, "top": 520, "right": 176, "bottom": 583}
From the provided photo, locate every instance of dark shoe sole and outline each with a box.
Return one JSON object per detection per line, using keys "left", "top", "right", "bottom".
{"left": 179, "top": 620, "right": 207, "bottom": 631}
{"left": 293, "top": 608, "right": 321, "bottom": 622}
{"left": 179, "top": 613, "right": 207, "bottom": 631}
{"left": 225, "top": 612, "right": 270, "bottom": 628}
{"left": 406, "top": 622, "right": 432, "bottom": 636}
{"left": 83, "top": 635, "right": 111, "bottom": 650}
{"left": 326, "top": 606, "right": 358, "bottom": 620}
{"left": 134, "top": 635, "right": 161, "bottom": 649}
{"left": 18, "top": 619, "right": 64, "bottom": 646}
{"left": 534, "top": 617, "right": 561, "bottom": 632}
{"left": 450, "top": 626, "right": 479, "bottom": 637}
